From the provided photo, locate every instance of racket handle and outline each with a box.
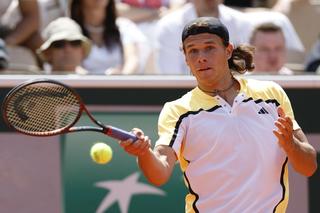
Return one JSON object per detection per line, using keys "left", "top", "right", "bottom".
{"left": 105, "top": 126, "right": 138, "bottom": 142}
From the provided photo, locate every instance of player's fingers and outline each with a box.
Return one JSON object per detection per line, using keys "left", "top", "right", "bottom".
{"left": 275, "top": 120, "right": 289, "bottom": 136}
{"left": 130, "top": 136, "right": 150, "bottom": 151}
{"left": 285, "top": 116, "right": 293, "bottom": 128}
{"left": 132, "top": 128, "right": 144, "bottom": 138}
{"left": 273, "top": 130, "right": 285, "bottom": 146}
{"left": 119, "top": 138, "right": 136, "bottom": 148}
{"left": 128, "top": 140, "right": 151, "bottom": 156}
{"left": 123, "top": 136, "right": 149, "bottom": 154}
{"left": 276, "top": 117, "right": 293, "bottom": 135}
{"left": 138, "top": 138, "right": 151, "bottom": 154}
{"left": 277, "top": 107, "right": 285, "bottom": 118}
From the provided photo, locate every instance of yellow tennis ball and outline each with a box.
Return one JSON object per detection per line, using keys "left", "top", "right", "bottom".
{"left": 90, "top": 142, "right": 113, "bottom": 164}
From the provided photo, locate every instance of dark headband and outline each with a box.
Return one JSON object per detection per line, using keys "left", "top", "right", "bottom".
{"left": 182, "top": 17, "right": 229, "bottom": 45}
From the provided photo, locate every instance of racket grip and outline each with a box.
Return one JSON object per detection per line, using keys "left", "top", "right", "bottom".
{"left": 106, "top": 126, "right": 138, "bottom": 142}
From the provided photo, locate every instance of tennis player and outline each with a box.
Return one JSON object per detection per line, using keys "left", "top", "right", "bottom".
{"left": 120, "top": 17, "right": 317, "bottom": 212}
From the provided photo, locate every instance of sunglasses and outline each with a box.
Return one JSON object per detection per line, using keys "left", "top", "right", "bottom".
{"left": 51, "top": 40, "right": 82, "bottom": 49}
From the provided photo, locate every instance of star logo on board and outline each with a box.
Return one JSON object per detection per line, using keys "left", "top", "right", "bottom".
{"left": 94, "top": 172, "right": 166, "bottom": 213}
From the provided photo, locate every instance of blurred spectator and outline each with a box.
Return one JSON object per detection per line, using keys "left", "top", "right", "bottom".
{"left": 155, "top": 0, "right": 251, "bottom": 74}
{"left": 117, "top": 1, "right": 162, "bottom": 24}
{"left": 70, "top": 0, "right": 150, "bottom": 75}
{"left": 116, "top": 0, "right": 167, "bottom": 40}
{"left": 250, "top": 22, "right": 293, "bottom": 74}
{"left": 37, "top": 17, "right": 91, "bottom": 74}
{"left": 117, "top": 0, "right": 187, "bottom": 74}
{"left": 0, "top": 38, "right": 9, "bottom": 70}
{"left": 272, "top": 0, "right": 320, "bottom": 60}
{"left": 305, "top": 36, "right": 320, "bottom": 72}
{"left": 244, "top": 9, "right": 304, "bottom": 64}
{"left": 245, "top": 10, "right": 303, "bottom": 52}
{"left": 38, "top": 0, "right": 68, "bottom": 31}
{"left": 225, "top": 0, "right": 259, "bottom": 7}
{"left": 0, "top": 0, "right": 42, "bottom": 72}
{"left": 0, "top": 0, "right": 42, "bottom": 52}
{"left": 121, "top": 0, "right": 169, "bottom": 9}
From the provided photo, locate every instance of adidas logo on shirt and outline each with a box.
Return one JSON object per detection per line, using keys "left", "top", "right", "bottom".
{"left": 258, "top": 107, "right": 269, "bottom": 114}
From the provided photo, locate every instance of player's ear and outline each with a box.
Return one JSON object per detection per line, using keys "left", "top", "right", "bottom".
{"left": 181, "top": 43, "right": 190, "bottom": 66}
{"left": 226, "top": 43, "right": 234, "bottom": 59}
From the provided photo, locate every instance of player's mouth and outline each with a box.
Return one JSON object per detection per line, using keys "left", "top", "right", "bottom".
{"left": 197, "top": 67, "right": 211, "bottom": 72}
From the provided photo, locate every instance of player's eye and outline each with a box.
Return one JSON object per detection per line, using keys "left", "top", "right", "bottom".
{"left": 205, "top": 46, "right": 215, "bottom": 51}
{"left": 188, "top": 48, "right": 198, "bottom": 55}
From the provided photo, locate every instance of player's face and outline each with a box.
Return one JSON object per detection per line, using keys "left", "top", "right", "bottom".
{"left": 183, "top": 33, "right": 233, "bottom": 88}
{"left": 251, "top": 31, "right": 286, "bottom": 73}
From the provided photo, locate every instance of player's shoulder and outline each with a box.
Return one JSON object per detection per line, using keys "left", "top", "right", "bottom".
{"left": 240, "top": 77, "right": 287, "bottom": 101}
{"left": 242, "top": 77, "right": 283, "bottom": 92}
{"left": 165, "top": 89, "right": 192, "bottom": 106}
{"left": 161, "top": 89, "right": 195, "bottom": 115}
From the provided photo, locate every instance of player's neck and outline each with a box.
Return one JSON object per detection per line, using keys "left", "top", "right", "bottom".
{"left": 198, "top": 76, "right": 240, "bottom": 105}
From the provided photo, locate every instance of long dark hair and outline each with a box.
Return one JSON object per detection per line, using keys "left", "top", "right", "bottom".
{"left": 228, "top": 45, "right": 255, "bottom": 74}
{"left": 70, "top": 0, "right": 122, "bottom": 51}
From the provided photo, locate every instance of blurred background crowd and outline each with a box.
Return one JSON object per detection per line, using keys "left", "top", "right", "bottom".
{"left": 0, "top": 0, "right": 320, "bottom": 75}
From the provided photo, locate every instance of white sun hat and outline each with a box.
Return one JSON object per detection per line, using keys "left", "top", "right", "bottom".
{"left": 37, "top": 17, "right": 91, "bottom": 61}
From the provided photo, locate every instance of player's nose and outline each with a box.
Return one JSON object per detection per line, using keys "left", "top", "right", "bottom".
{"left": 197, "top": 52, "right": 208, "bottom": 63}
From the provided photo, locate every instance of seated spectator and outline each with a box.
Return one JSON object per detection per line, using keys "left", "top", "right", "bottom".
{"left": 38, "top": 0, "right": 68, "bottom": 32}
{"left": 0, "top": 38, "right": 9, "bottom": 70}
{"left": 245, "top": 9, "right": 303, "bottom": 52}
{"left": 155, "top": 0, "right": 251, "bottom": 74}
{"left": 249, "top": 22, "right": 293, "bottom": 74}
{"left": 224, "top": 0, "right": 257, "bottom": 7}
{"left": 305, "top": 36, "right": 320, "bottom": 72}
{"left": 37, "top": 17, "right": 91, "bottom": 74}
{"left": 121, "top": 0, "right": 169, "bottom": 9}
{"left": 244, "top": 8, "right": 305, "bottom": 64}
{"left": 116, "top": 0, "right": 186, "bottom": 74}
{"left": 0, "top": 0, "right": 42, "bottom": 52}
{"left": 272, "top": 0, "right": 320, "bottom": 60}
{"left": 0, "top": 0, "right": 43, "bottom": 72}
{"left": 70, "top": 0, "right": 150, "bottom": 75}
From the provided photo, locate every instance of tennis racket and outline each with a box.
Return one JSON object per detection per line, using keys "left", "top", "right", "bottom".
{"left": 2, "top": 78, "right": 138, "bottom": 141}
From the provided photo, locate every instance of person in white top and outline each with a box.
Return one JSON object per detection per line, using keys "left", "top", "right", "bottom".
{"left": 155, "top": 0, "right": 251, "bottom": 75}
{"left": 119, "top": 17, "right": 317, "bottom": 212}
{"left": 245, "top": 9, "right": 304, "bottom": 54}
{"left": 70, "top": 0, "right": 150, "bottom": 75}
{"left": 37, "top": 0, "right": 67, "bottom": 32}
{"left": 249, "top": 22, "right": 294, "bottom": 75}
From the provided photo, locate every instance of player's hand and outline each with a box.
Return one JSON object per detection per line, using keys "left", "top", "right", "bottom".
{"left": 119, "top": 128, "right": 151, "bottom": 157}
{"left": 273, "top": 107, "right": 295, "bottom": 154}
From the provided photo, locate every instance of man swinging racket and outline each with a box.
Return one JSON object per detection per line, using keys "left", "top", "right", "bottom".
{"left": 119, "top": 17, "right": 317, "bottom": 213}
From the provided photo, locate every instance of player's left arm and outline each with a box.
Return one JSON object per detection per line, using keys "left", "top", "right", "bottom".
{"left": 273, "top": 107, "right": 317, "bottom": 177}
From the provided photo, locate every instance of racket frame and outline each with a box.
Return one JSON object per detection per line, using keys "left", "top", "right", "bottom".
{"left": 2, "top": 79, "right": 137, "bottom": 141}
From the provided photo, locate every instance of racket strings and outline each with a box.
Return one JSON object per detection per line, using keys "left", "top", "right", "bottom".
{"left": 5, "top": 82, "right": 80, "bottom": 135}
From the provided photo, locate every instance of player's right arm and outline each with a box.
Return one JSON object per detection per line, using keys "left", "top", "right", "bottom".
{"left": 120, "top": 128, "right": 177, "bottom": 186}
{"left": 138, "top": 144, "right": 177, "bottom": 186}
{"left": 121, "top": 102, "right": 182, "bottom": 186}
